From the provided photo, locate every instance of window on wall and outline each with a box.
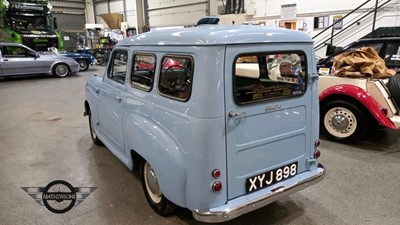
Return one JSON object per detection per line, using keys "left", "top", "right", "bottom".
{"left": 234, "top": 52, "right": 307, "bottom": 104}
{"left": 314, "top": 16, "right": 329, "bottom": 29}
{"left": 158, "top": 55, "right": 194, "bottom": 101}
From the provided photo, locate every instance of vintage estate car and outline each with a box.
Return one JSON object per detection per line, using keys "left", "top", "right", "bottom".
{"left": 84, "top": 26, "right": 324, "bottom": 222}
{"left": 60, "top": 51, "right": 96, "bottom": 71}
{"left": 0, "top": 42, "right": 79, "bottom": 77}
{"left": 318, "top": 73, "right": 400, "bottom": 143}
{"left": 46, "top": 47, "right": 97, "bottom": 71}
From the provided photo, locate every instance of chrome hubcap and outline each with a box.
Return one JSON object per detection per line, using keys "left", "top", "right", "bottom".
{"left": 56, "top": 66, "right": 67, "bottom": 76}
{"left": 79, "top": 62, "right": 87, "bottom": 69}
{"left": 324, "top": 107, "right": 357, "bottom": 138}
{"left": 331, "top": 114, "right": 350, "bottom": 131}
{"left": 144, "top": 162, "right": 162, "bottom": 203}
{"left": 90, "top": 115, "right": 97, "bottom": 139}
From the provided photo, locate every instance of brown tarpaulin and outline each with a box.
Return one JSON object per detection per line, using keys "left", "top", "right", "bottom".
{"left": 333, "top": 46, "right": 396, "bottom": 79}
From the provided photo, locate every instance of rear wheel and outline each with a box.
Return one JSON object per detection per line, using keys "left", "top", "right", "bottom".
{"left": 321, "top": 100, "right": 368, "bottom": 143}
{"left": 77, "top": 59, "right": 89, "bottom": 71}
{"left": 141, "top": 160, "right": 177, "bottom": 216}
{"left": 53, "top": 64, "right": 70, "bottom": 77}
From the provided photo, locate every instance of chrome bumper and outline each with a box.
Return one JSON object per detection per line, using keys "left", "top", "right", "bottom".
{"left": 192, "top": 164, "right": 325, "bottom": 223}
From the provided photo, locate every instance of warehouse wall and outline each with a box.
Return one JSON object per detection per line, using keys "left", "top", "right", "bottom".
{"left": 244, "top": 0, "right": 400, "bottom": 57}
{"left": 88, "top": 0, "right": 400, "bottom": 57}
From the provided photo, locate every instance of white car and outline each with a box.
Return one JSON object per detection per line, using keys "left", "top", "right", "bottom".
{"left": 319, "top": 74, "right": 400, "bottom": 142}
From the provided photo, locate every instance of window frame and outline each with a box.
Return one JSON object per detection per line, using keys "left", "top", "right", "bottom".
{"left": 107, "top": 49, "right": 128, "bottom": 84}
{"left": 314, "top": 16, "right": 330, "bottom": 29}
{"left": 157, "top": 54, "right": 195, "bottom": 102}
{"left": 130, "top": 52, "right": 157, "bottom": 92}
{"left": 233, "top": 51, "right": 308, "bottom": 105}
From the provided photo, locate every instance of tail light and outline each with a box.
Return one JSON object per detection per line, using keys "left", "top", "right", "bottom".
{"left": 314, "top": 149, "right": 321, "bottom": 159}
{"left": 314, "top": 140, "right": 321, "bottom": 158}
{"left": 212, "top": 181, "right": 222, "bottom": 192}
{"left": 212, "top": 169, "right": 220, "bottom": 178}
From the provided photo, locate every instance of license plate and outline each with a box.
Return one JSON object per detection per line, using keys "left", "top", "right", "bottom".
{"left": 246, "top": 162, "right": 298, "bottom": 193}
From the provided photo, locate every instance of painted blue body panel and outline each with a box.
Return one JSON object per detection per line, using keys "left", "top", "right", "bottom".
{"left": 85, "top": 25, "right": 323, "bottom": 221}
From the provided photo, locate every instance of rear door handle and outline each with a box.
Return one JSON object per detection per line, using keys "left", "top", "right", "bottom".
{"left": 229, "top": 111, "right": 246, "bottom": 118}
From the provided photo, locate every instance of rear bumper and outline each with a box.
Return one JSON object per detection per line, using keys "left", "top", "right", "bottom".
{"left": 192, "top": 164, "right": 325, "bottom": 223}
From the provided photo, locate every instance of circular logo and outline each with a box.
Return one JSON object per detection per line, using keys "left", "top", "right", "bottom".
{"left": 42, "top": 180, "right": 76, "bottom": 214}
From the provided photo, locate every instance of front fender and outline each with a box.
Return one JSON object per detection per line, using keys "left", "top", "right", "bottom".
{"left": 319, "top": 84, "right": 396, "bottom": 130}
{"left": 124, "top": 112, "right": 186, "bottom": 207}
{"left": 84, "top": 75, "right": 103, "bottom": 115}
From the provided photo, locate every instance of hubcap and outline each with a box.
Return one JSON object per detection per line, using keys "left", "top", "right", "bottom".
{"left": 144, "top": 162, "right": 162, "bottom": 203}
{"left": 56, "top": 65, "right": 68, "bottom": 76}
{"left": 79, "top": 61, "right": 87, "bottom": 70}
{"left": 90, "top": 115, "right": 97, "bottom": 139}
{"left": 324, "top": 107, "right": 357, "bottom": 138}
{"left": 331, "top": 114, "right": 350, "bottom": 130}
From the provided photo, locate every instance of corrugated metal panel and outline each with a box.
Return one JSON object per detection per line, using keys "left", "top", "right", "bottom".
{"left": 53, "top": 13, "right": 86, "bottom": 51}
{"left": 48, "top": 1, "right": 86, "bottom": 51}
{"left": 147, "top": 0, "right": 208, "bottom": 27}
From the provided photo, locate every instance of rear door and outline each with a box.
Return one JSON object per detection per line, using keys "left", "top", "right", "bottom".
{"left": 224, "top": 43, "right": 315, "bottom": 199}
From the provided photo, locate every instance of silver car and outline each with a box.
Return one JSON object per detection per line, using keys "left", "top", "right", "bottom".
{"left": 0, "top": 42, "right": 79, "bottom": 78}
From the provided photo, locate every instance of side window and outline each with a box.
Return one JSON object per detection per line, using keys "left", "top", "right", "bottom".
{"left": 158, "top": 56, "right": 194, "bottom": 101}
{"left": 107, "top": 50, "right": 128, "bottom": 84}
{"left": 234, "top": 52, "right": 306, "bottom": 104}
{"left": 3, "top": 46, "right": 33, "bottom": 58}
{"left": 383, "top": 42, "right": 400, "bottom": 68}
{"left": 131, "top": 54, "right": 156, "bottom": 91}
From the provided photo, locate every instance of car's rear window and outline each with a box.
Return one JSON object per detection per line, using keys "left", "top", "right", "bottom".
{"left": 158, "top": 55, "right": 194, "bottom": 101}
{"left": 234, "top": 52, "right": 307, "bottom": 104}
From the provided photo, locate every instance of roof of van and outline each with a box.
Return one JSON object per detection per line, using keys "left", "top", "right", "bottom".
{"left": 117, "top": 25, "right": 312, "bottom": 46}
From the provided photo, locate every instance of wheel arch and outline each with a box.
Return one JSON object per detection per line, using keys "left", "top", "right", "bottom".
{"left": 125, "top": 117, "right": 187, "bottom": 208}
{"left": 319, "top": 85, "right": 396, "bottom": 130}
{"left": 84, "top": 100, "right": 90, "bottom": 117}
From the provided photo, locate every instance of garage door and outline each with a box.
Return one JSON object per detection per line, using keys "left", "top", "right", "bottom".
{"left": 54, "top": 13, "right": 86, "bottom": 51}
{"left": 147, "top": 0, "right": 208, "bottom": 27}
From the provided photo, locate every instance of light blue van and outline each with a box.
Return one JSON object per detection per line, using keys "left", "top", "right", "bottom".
{"left": 84, "top": 25, "right": 325, "bottom": 223}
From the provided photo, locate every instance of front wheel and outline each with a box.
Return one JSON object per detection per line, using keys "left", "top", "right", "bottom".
{"left": 141, "top": 160, "right": 177, "bottom": 216}
{"left": 77, "top": 59, "right": 89, "bottom": 71}
{"left": 88, "top": 110, "right": 103, "bottom": 146}
{"left": 321, "top": 100, "right": 368, "bottom": 143}
{"left": 53, "top": 64, "right": 70, "bottom": 77}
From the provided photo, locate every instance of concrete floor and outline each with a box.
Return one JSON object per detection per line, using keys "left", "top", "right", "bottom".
{"left": 1, "top": 65, "right": 400, "bottom": 225}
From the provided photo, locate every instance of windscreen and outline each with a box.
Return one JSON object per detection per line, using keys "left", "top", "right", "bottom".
{"left": 7, "top": 14, "right": 54, "bottom": 31}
